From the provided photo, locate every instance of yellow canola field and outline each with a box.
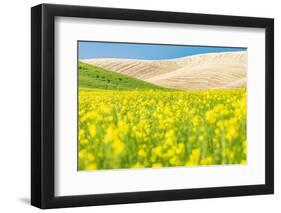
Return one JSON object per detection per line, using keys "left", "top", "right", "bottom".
{"left": 78, "top": 88, "right": 247, "bottom": 170}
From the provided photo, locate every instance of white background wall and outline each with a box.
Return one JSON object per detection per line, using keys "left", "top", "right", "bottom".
{"left": 0, "top": 0, "right": 279, "bottom": 212}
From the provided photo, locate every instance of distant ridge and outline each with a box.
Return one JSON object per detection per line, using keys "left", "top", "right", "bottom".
{"left": 82, "top": 51, "right": 247, "bottom": 90}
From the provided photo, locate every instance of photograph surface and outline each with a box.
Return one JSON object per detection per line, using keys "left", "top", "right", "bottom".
{"left": 78, "top": 41, "right": 247, "bottom": 171}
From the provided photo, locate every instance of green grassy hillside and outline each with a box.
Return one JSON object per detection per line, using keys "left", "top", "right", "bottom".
{"left": 78, "top": 61, "right": 169, "bottom": 90}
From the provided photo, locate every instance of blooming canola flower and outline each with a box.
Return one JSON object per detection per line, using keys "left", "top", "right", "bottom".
{"left": 78, "top": 88, "right": 247, "bottom": 170}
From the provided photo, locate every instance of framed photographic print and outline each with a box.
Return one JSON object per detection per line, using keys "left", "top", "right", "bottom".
{"left": 31, "top": 3, "right": 274, "bottom": 209}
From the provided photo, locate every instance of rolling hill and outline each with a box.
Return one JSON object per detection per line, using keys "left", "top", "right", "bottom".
{"left": 78, "top": 61, "right": 169, "bottom": 90}
{"left": 82, "top": 51, "right": 247, "bottom": 90}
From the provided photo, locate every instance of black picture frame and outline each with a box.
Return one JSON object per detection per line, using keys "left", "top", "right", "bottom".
{"left": 31, "top": 3, "right": 274, "bottom": 209}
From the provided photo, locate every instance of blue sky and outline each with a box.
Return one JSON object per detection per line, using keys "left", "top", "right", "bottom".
{"left": 78, "top": 41, "right": 246, "bottom": 60}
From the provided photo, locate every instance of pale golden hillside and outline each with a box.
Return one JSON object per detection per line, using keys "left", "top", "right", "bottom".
{"left": 82, "top": 51, "right": 247, "bottom": 90}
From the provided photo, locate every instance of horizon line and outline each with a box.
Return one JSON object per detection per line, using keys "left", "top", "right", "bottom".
{"left": 80, "top": 50, "right": 247, "bottom": 61}
{"left": 78, "top": 41, "right": 247, "bottom": 61}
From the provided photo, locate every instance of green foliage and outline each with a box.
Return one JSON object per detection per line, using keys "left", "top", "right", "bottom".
{"left": 78, "top": 61, "right": 169, "bottom": 90}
